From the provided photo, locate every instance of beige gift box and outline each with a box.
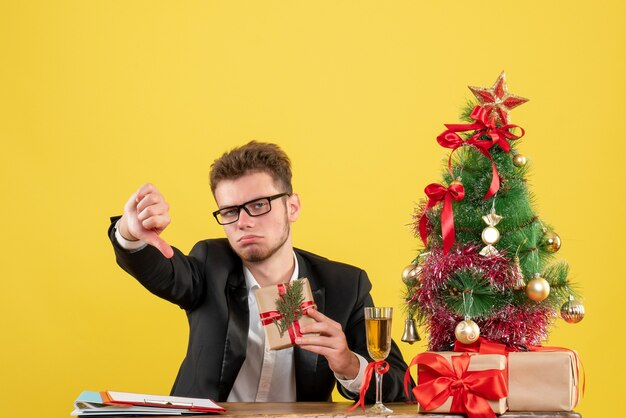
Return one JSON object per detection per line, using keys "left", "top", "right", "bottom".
{"left": 507, "top": 350, "right": 580, "bottom": 411}
{"left": 254, "top": 278, "right": 317, "bottom": 351}
{"left": 418, "top": 352, "right": 508, "bottom": 415}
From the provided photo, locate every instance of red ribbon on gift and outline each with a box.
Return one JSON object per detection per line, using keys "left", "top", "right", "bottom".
{"left": 454, "top": 337, "right": 515, "bottom": 355}
{"left": 404, "top": 352, "right": 507, "bottom": 418}
{"left": 419, "top": 182, "right": 465, "bottom": 254}
{"left": 437, "top": 105, "right": 525, "bottom": 200}
{"left": 258, "top": 283, "right": 316, "bottom": 344}
{"left": 347, "top": 360, "right": 390, "bottom": 411}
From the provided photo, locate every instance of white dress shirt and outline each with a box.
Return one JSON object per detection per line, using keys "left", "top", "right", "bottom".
{"left": 114, "top": 224, "right": 368, "bottom": 401}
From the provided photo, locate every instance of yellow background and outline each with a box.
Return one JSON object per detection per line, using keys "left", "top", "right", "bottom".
{"left": 1, "top": 1, "right": 624, "bottom": 417}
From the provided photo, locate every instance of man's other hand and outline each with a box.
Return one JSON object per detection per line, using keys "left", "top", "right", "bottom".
{"left": 296, "top": 309, "right": 360, "bottom": 380}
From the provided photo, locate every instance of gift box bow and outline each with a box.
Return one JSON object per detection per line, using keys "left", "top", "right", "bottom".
{"left": 258, "top": 281, "right": 316, "bottom": 344}
{"left": 405, "top": 352, "right": 508, "bottom": 418}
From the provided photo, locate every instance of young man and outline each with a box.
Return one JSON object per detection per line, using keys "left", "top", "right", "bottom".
{"left": 109, "top": 141, "right": 409, "bottom": 403}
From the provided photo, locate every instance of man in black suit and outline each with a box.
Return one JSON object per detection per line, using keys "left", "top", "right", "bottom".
{"left": 109, "top": 141, "right": 410, "bottom": 403}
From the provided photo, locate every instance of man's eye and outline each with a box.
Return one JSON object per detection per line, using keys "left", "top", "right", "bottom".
{"left": 252, "top": 201, "right": 268, "bottom": 210}
{"left": 221, "top": 208, "right": 239, "bottom": 218}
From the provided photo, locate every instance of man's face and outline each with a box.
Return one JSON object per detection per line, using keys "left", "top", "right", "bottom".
{"left": 214, "top": 171, "right": 300, "bottom": 263}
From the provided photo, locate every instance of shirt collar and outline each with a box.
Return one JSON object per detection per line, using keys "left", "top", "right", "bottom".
{"left": 243, "top": 252, "right": 300, "bottom": 292}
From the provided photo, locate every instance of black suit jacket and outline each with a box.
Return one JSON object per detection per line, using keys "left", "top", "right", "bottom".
{"left": 109, "top": 221, "right": 410, "bottom": 402}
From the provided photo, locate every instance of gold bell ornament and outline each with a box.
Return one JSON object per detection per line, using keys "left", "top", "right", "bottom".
{"left": 560, "top": 295, "right": 585, "bottom": 323}
{"left": 401, "top": 316, "right": 421, "bottom": 344}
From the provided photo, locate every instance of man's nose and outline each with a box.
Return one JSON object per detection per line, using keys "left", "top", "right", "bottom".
{"left": 236, "top": 208, "right": 254, "bottom": 228}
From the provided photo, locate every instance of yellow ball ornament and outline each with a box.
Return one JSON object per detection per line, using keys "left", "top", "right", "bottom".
{"left": 526, "top": 276, "right": 550, "bottom": 302}
{"left": 455, "top": 319, "right": 480, "bottom": 344}
{"left": 542, "top": 231, "right": 562, "bottom": 253}
{"left": 401, "top": 264, "right": 421, "bottom": 285}
{"left": 512, "top": 154, "right": 527, "bottom": 167}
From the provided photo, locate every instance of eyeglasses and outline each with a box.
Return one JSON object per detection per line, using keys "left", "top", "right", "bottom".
{"left": 212, "top": 192, "right": 290, "bottom": 225}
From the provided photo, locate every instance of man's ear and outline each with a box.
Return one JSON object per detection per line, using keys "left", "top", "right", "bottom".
{"left": 287, "top": 193, "right": 301, "bottom": 222}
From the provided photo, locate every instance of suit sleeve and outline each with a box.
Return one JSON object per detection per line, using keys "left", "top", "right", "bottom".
{"left": 108, "top": 218, "right": 206, "bottom": 311}
{"left": 339, "top": 269, "right": 412, "bottom": 403}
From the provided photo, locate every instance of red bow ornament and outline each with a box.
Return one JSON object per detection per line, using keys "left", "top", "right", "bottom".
{"left": 419, "top": 182, "right": 465, "bottom": 254}
{"left": 437, "top": 105, "right": 525, "bottom": 200}
{"left": 405, "top": 352, "right": 507, "bottom": 418}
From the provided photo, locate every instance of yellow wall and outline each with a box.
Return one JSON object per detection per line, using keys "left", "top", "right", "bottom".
{"left": 1, "top": 2, "right": 623, "bottom": 416}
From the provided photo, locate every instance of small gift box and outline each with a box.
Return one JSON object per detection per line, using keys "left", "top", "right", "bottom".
{"left": 406, "top": 351, "right": 508, "bottom": 418}
{"left": 507, "top": 350, "right": 580, "bottom": 411}
{"left": 254, "top": 278, "right": 317, "bottom": 350}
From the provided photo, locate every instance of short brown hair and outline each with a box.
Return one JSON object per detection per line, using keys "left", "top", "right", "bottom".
{"left": 209, "top": 141, "right": 293, "bottom": 194}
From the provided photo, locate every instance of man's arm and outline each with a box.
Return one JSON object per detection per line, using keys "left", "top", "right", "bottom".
{"left": 109, "top": 183, "right": 205, "bottom": 310}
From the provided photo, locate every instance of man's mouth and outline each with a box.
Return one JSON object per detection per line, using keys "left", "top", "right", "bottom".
{"left": 238, "top": 235, "right": 261, "bottom": 245}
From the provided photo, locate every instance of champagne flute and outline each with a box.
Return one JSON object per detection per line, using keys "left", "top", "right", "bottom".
{"left": 364, "top": 307, "right": 393, "bottom": 414}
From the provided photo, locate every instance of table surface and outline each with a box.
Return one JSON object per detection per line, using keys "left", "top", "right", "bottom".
{"left": 177, "top": 402, "right": 582, "bottom": 417}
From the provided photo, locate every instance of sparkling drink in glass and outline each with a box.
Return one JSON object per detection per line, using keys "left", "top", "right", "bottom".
{"left": 364, "top": 307, "right": 393, "bottom": 414}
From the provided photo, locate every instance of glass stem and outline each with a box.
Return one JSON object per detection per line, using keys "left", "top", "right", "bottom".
{"left": 375, "top": 371, "right": 383, "bottom": 406}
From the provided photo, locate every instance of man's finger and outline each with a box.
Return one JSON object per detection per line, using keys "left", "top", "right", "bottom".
{"left": 124, "top": 192, "right": 139, "bottom": 214}
{"left": 144, "top": 231, "right": 174, "bottom": 259}
{"left": 140, "top": 214, "right": 171, "bottom": 230}
{"left": 306, "top": 309, "right": 342, "bottom": 330}
{"left": 135, "top": 183, "right": 156, "bottom": 202}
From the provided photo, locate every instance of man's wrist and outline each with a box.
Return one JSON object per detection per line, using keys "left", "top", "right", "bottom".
{"left": 114, "top": 220, "right": 147, "bottom": 251}
{"left": 335, "top": 352, "right": 368, "bottom": 394}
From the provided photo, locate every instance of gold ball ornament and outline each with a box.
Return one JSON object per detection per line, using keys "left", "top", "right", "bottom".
{"left": 401, "top": 264, "right": 421, "bottom": 285}
{"left": 455, "top": 319, "right": 480, "bottom": 344}
{"left": 542, "top": 231, "right": 562, "bottom": 253}
{"left": 512, "top": 154, "right": 527, "bottom": 167}
{"left": 526, "top": 276, "right": 550, "bottom": 302}
{"left": 560, "top": 296, "right": 585, "bottom": 324}
{"left": 481, "top": 226, "right": 501, "bottom": 245}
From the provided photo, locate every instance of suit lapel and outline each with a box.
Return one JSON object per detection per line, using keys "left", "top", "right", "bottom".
{"left": 295, "top": 252, "right": 325, "bottom": 400}
{"left": 218, "top": 269, "right": 249, "bottom": 401}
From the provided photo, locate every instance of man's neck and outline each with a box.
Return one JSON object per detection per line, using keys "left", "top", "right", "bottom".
{"left": 243, "top": 244, "right": 295, "bottom": 287}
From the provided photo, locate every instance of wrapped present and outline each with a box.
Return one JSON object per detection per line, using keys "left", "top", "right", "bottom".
{"left": 404, "top": 351, "right": 507, "bottom": 418}
{"left": 254, "top": 278, "right": 317, "bottom": 350}
{"left": 507, "top": 350, "right": 580, "bottom": 411}
{"left": 454, "top": 338, "right": 582, "bottom": 412}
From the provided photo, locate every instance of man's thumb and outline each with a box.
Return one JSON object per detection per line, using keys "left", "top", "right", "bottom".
{"left": 144, "top": 232, "right": 174, "bottom": 259}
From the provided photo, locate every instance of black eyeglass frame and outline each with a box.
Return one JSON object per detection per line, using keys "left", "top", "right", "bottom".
{"left": 212, "top": 192, "right": 290, "bottom": 225}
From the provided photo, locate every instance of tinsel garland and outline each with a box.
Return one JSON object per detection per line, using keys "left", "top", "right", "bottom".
{"left": 408, "top": 243, "right": 554, "bottom": 350}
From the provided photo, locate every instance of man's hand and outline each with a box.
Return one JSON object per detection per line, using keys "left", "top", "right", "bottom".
{"left": 296, "top": 309, "right": 360, "bottom": 380}
{"left": 117, "top": 183, "right": 174, "bottom": 259}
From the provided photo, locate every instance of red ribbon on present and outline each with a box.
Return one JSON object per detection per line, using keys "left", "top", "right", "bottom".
{"left": 454, "top": 337, "right": 514, "bottom": 355}
{"left": 258, "top": 283, "right": 316, "bottom": 344}
{"left": 347, "top": 360, "right": 390, "bottom": 411}
{"left": 404, "top": 352, "right": 507, "bottom": 418}
{"left": 437, "top": 105, "right": 525, "bottom": 200}
{"left": 419, "top": 182, "right": 465, "bottom": 254}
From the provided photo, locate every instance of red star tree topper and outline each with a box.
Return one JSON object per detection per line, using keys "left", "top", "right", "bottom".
{"left": 468, "top": 71, "right": 529, "bottom": 125}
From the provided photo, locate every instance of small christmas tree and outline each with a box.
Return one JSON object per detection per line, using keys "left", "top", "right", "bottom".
{"left": 402, "top": 72, "right": 585, "bottom": 351}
